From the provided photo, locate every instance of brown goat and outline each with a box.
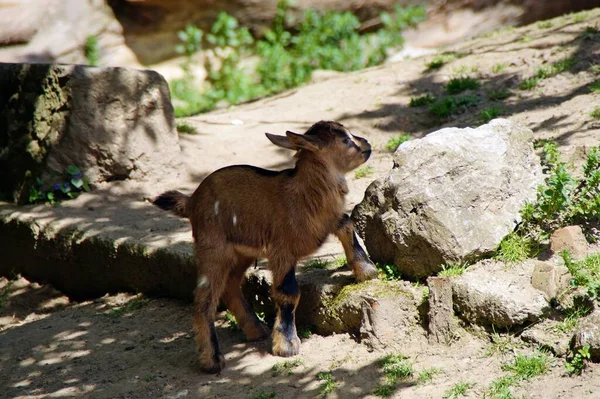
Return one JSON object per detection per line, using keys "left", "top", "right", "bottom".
{"left": 153, "top": 120, "right": 377, "bottom": 373}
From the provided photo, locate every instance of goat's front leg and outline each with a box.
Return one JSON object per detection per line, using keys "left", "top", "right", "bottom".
{"left": 335, "top": 214, "right": 378, "bottom": 282}
{"left": 270, "top": 263, "right": 301, "bottom": 357}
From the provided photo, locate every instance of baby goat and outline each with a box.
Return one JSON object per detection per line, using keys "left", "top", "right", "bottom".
{"left": 153, "top": 120, "right": 377, "bottom": 373}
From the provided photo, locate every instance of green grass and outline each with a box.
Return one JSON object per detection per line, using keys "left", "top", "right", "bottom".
{"left": 224, "top": 310, "right": 239, "bottom": 330}
{"left": 480, "top": 105, "right": 504, "bottom": 123}
{"left": 537, "top": 21, "right": 554, "bottom": 29}
{"left": 316, "top": 371, "right": 337, "bottom": 396}
{"left": 580, "top": 25, "right": 599, "bottom": 40}
{"left": 373, "top": 354, "right": 414, "bottom": 397}
{"left": 409, "top": 93, "right": 436, "bottom": 107}
{"left": 298, "top": 325, "right": 313, "bottom": 339}
{"left": 176, "top": 121, "right": 197, "bottom": 134}
{"left": 563, "top": 252, "right": 600, "bottom": 298}
{"left": 376, "top": 263, "right": 402, "bottom": 281}
{"left": 486, "top": 375, "right": 517, "bottom": 399}
{"left": 572, "top": 11, "right": 589, "bottom": 23}
{"left": 494, "top": 232, "right": 538, "bottom": 263}
{"left": 553, "top": 302, "right": 592, "bottom": 333}
{"left": 591, "top": 106, "right": 600, "bottom": 120}
{"left": 589, "top": 81, "right": 600, "bottom": 92}
{"left": 521, "top": 57, "right": 577, "bottom": 90}
{"left": 446, "top": 76, "right": 480, "bottom": 94}
{"left": 426, "top": 55, "right": 447, "bottom": 70}
{"left": 519, "top": 77, "right": 540, "bottom": 90}
{"left": 354, "top": 166, "right": 375, "bottom": 179}
{"left": 249, "top": 390, "right": 276, "bottom": 399}
{"left": 443, "top": 381, "right": 474, "bottom": 398}
{"left": 492, "top": 63, "right": 506, "bottom": 73}
{"left": 429, "top": 95, "right": 479, "bottom": 119}
{"left": 487, "top": 89, "right": 511, "bottom": 101}
{"left": 485, "top": 331, "right": 519, "bottom": 357}
{"left": 416, "top": 367, "right": 441, "bottom": 385}
{"left": 272, "top": 358, "right": 303, "bottom": 376}
{"left": 385, "top": 134, "right": 412, "bottom": 152}
{"left": 304, "top": 258, "right": 332, "bottom": 270}
{"left": 106, "top": 295, "right": 149, "bottom": 318}
{"left": 438, "top": 262, "right": 469, "bottom": 277}
{"left": 501, "top": 352, "right": 549, "bottom": 380}
{"left": 520, "top": 35, "right": 533, "bottom": 43}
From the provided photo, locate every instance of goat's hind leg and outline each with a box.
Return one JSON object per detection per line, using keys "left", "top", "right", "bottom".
{"left": 193, "top": 254, "right": 229, "bottom": 374}
{"left": 270, "top": 262, "right": 301, "bottom": 357}
{"left": 335, "top": 214, "right": 378, "bottom": 282}
{"left": 221, "top": 259, "right": 269, "bottom": 342}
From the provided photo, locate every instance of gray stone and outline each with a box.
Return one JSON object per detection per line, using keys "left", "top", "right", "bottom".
{"left": 452, "top": 260, "right": 550, "bottom": 327}
{"left": 521, "top": 319, "right": 571, "bottom": 356}
{"left": 550, "top": 225, "right": 589, "bottom": 258}
{"left": 572, "top": 309, "right": 600, "bottom": 361}
{"left": 353, "top": 119, "right": 544, "bottom": 278}
{"left": 531, "top": 261, "right": 572, "bottom": 301}
{"left": 0, "top": 63, "right": 182, "bottom": 203}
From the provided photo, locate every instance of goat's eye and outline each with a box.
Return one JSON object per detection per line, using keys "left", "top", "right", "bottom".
{"left": 342, "top": 137, "right": 351, "bottom": 145}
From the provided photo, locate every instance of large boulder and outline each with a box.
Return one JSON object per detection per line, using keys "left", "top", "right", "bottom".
{"left": 353, "top": 118, "right": 543, "bottom": 278}
{"left": 0, "top": 63, "right": 181, "bottom": 204}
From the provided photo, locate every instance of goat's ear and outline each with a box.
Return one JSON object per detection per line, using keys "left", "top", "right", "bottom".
{"left": 285, "top": 131, "right": 321, "bottom": 151}
{"left": 265, "top": 133, "right": 297, "bottom": 150}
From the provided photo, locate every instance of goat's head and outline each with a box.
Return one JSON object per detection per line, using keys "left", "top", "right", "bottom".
{"left": 266, "top": 121, "right": 371, "bottom": 173}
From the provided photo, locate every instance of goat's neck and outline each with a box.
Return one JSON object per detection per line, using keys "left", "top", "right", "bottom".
{"left": 288, "top": 153, "right": 348, "bottom": 208}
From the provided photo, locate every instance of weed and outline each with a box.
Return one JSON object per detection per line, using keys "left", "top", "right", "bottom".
{"left": 446, "top": 76, "right": 480, "bottom": 94}
{"left": 249, "top": 390, "right": 276, "bottom": 399}
{"left": 426, "top": 55, "right": 447, "bottom": 70}
{"left": 590, "top": 64, "right": 600, "bottom": 73}
{"left": 487, "top": 89, "right": 511, "bottom": 101}
{"left": 538, "top": 21, "right": 554, "bottom": 29}
{"left": 106, "top": 295, "right": 149, "bottom": 318}
{"left": 480, "top": 105, "right": 504, "bottom": 123}
{"left": 443, "top": 381, "right": 474, "bottom": 398}
{"left": 355, "top": 166, "right": 375, "bottom": 179}
{"left": 494, "top": 232, "right": 538, "bottom": 262}
{"left": 521, "top": 57, "right": 576, "bottom": 90}
{"left": 304, "top": 258, "right": 332, "bottom": 270}
{"left": 417, "top": 367, "right": 441, "bottom": 384}
{"left": 553, "top": 301, "right": 592, "bottom": 333}
{"left": 272, "top": 358, "right": 303, "bottom": 376}
{"left": 438, "top": 262, "right": 469, "bottom": 277}
{"left": 224, "top": 310, "right": 239, "bottom": 330}
{"left": 373, "top": 354, "right": 414, "bottom": 397}
{"left": 316, "top": 371, "right": 337, "bottom": 396}
{"left": 590, "top": 106, "right": 600, "bottom": 120}
{"left": 501, "top": 352, "right": 549, "bottom": 380}
{"left": 298, "top": 325, "right": 313, "bottom": 339}
{"left": 562, "top": 252, "right": 600, "bottom": 299}
{"left": 385, "top": 134, "right": 412, "bottom": 152}
{"left": 589, "top": 81, "right": 600, "bottom": 92}
{"left": 176, "top": 121, "right": 197, "bottom": 134}
{"left": 572, "top": 11, "right": 589, "bottom": 23}
{"left": 520, "top": 35, "right": 533, "bottom": 43}
{"left": 492, "top": 63, "right": 506, "bottom": 73}
{"left": 519, "top": 77, "right": 540, "bottom": 90}
{"left": 409, "top": 94, "right": 436, "bottom": 107}
{"left": 376, "top": 263, "right": 402, "bottom": 281}
{"left": 486, "top": 375, "right": 516, "bottom": 398}
{"left": 565, "top": 345, "right": 591, "bottom": 375}
{"left": 580, "top": 25, "right": 599, "bottom": 40}
{"left": 486, "top": 329, "right": 518, "bottom": 357}
{"left": 29, "top": 164, "right": 91, "bottom": 205}
{"left": 145, "top": 374, "right": 156, "bottom": 382}
{"left": 429, "top": 95, "right": 479, "bottom": 119}
{"left": 84, "top": 35, "right": 100, "bottom": 66}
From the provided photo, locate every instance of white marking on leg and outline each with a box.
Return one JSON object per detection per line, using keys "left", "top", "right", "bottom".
{"left": 197, "top": 275, "right": 208, "bottom": 288}
{"left": 214, "top": 200, "right": 219, "bottom": 215}
{"left": 232, "top": 214, "right": 237, "bottom": 226}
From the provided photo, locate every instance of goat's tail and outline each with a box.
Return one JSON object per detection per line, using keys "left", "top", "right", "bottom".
{"left": 153, "top": 190, "right": 190, "bottom": 218}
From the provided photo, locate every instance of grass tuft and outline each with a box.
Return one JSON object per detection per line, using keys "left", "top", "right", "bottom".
{"left": 443, "top": 381, "right": 474, "bottom": 398}
{"left": 446, "top": 76, "right": 480, "bottom": 94}
{"left": 272, "top": 358, "right": 303, "bottom": 376}
{"left": 316, "top": 371, "right": 337, "bottom": 396}
{"left": 409, "top": 94, "right": 436, "bottom": 107}
{"left": 590, "top": 106, "right": 600, "bottom": 120}
{"left": 494, "top": 232, "right": 538, "bottom": 263}
{"left": 385, "top": 134, "right": 412, "bottom": 152}
{"left": 438, "top": 262, "right": 469, "bottom": 277}
{"left": 106, "top": 295, "right": 149, "bottom": 318}
{"left": 417, "top": 367, "right": 441, "bottom": 385}
{"left": 501, "top": 352, "right": 549, "bottom": 380}
{"left": 355, "top": 166, "right": 375, "bottom": 179}
{"left": 176, "top": 121, "right": 197, "bottom": 134}
{"left": 480, "top": 105, "right": 504, "bottom": 123}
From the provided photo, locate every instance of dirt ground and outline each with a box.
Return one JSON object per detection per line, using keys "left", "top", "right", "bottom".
{"left": 2, "top": 8, "right": 600, "bottom": 399}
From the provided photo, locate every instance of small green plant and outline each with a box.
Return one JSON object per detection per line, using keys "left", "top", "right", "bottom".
{"left": 562, "top": 252, "right": 600, "bottom": 299}
{"left": 298, "top": 325, "right": 312, "bottom": 339}
{"left": 354, "top": 166, "right": 375, "bottom": 179}
{"left": 519, "top": 77, "right": 540, "bottom": 90}
{"left": 224, "top": 310, "right": 239, "bottom": 330}
{"left": 29, "top": 165, "right": 91, "bottom": 205}
{"left": 106, "top": 295, "right": 149, "bottom": 318}
{"left": 385, "top": 134, "right": 412, "bottom": 152}
{"left": 249, "top": 390, "right": 276, "bottom": 399}
{"left": 373, "top": 354, "right": 414, "bottom": 397}
{"left": 589, "top": 81, "right": 600, "bottom": 92}
{"left": 494, "top": 232, "right": 538, "bottom": 263}
{"left": 316, "top": 371, "right": 337, "bottom": 396}
{"left": 376, "top": 263, "right": 402, "bottom": 281}
{"left": 580, "top": 25, "right": 599, "bottom": 40}
{"left": 538, "top": 21, "right": 554, "bottom": 29}
{"left": 438, "top": 262, "right": 469, "bottom": 277}
{"left": 445, "top": 76, "right": 480, "bottom": 94}
{"left": 520, "top": 35, "right": 533, "bottom": 43}
{"left": 416, "top": 367, "right": 441, "bottom": 385}
{"left": 486, "top": 375, "right": 516, "bottom": 398}
{"left": 492, "top": 63, "right": 506, "bottom": 73}
{"left": 501, "top": 352, "right": 549, "bottom": 380}
{"left": 487, "top": 89, "right": 511, "bottom": 101}
{"left": 425, "top": 54, "right": 457, "bottom": 71}
{"left": 590, "top": 106, "right": 600, "bottom": 120}
{"left": 565, "top": 345, "right": 591, "bottom": 375}
{"left": 272, "top": 358, "right": 303, "bottom": 376}
{"left": 443, "top": 381, "right": 474, "bottom": 398}
{"left": 429, "top": 95, "right": 479, "bottom": 119}
{"left": 145, "top": 374, "right": 156, "bottom": 382}
{"left": 176, "top": 121, "right": 197, "bottom": 134}
{"left": 520, "top": 57, "right": 577, "bottom": 90}
{"left": 304, "top": 258, "right": 332, "bottom": 270}
{"left": 485, "top": 329, "right": 518, "bottom": 357}
{"left": 480, "top": 105, "right": 504, "bottom": 123}
{"left": 409, "top": 94, "right": 436, "bottom": 107}
{"left": 84, "top": 35, "right": 100, "bottom": 66}
{"left": 572, "top": 11, "right": 589, "bottom": 23}
{"left": 553, "top": 302, "right": 592, "bottom": 333}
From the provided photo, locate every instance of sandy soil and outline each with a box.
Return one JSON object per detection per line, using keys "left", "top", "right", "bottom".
{"left": 2, "top": 8, "right": 600, "bottom": 399}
